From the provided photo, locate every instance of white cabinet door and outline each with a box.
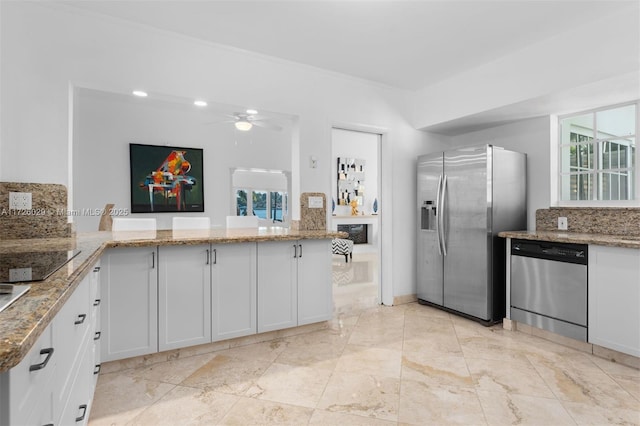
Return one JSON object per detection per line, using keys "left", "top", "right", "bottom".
{"left": 158, "top": 245, "right": 212, "bottom": 351}
{"left": 257, "top": 241, "right": 298, "bottom": 332}
{"left": 298, "top": 239, "right": 333, "bottom": 325}
{"left": 212, "top": 243, "right": 257, "bottom": 341}
{"left": 588, "top": 245, "right": 640, "bottom": 357}
{"left": 101, "top": 247, "right": 158, "bottom": 362}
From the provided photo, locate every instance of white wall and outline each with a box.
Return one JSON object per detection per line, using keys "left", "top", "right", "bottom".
{"left": 0, "top": 2, "right": 448, "bottom": 301}
{"left": 449, "top": 116, "right": 552, "bottom": 230}
{"left": 72, "top": 88, "right": 292, "bottom": 231}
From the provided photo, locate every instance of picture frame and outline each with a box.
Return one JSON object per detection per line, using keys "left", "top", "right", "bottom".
{"left": 129, "top": 143, "right": 204, "bottom": 213}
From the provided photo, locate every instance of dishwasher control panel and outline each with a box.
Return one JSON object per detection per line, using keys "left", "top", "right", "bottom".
{"left": 512, "top": 240, "right": 587, "bottom": 265}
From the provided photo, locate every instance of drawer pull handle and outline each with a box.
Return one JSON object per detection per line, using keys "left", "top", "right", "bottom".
{"left": 75, "top": 404, "right": 87, "bottom": 422}
{"left": 74, "top": 314, "right": 87, "bottom": 325}
{"left": 43, "top": 424, "right": 54, "bottom": 426}
{"left": 93, "top": 266, "right": 101, "bottom": 272}
{"left": 299, "top": 244, "right": 303, "bottom": 258}
{"left": 206, "top": 249, "right": 210, "bottom": 265}
{"left": 93, "top": 299, "right": 101, "bottom": 306}
{"left": 29, "top": 347, "right": 54, "bottom": 371}
{"left": 293, "top": 244, "right": 297, "bottom": 258}
{"left": 213, "top": 249, "right": 217, "bottom": 265}
{"left": 94, "top": 331, "right": 101, "bottom": 341}
{"left": 94, "top": 364, "right": 101, "bottom": 375}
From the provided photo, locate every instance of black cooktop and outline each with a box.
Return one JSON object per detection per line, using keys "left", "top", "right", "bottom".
{"left": 0, "top": 249, "right": 81, "bottom": 283}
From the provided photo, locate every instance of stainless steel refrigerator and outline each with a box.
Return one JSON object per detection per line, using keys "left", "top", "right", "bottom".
{"left": 417, "top": 145, "right": 526, "bottom": 324}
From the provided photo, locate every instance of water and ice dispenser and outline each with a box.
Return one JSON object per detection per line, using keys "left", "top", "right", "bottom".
{"left": 421, "top": 200, "right": 436, "bottom": 230}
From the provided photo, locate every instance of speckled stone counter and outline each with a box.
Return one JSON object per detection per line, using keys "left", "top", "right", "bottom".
{"left": 498, "top": 230, "right": 640, "bottom": 249}
{"left": 0, "top": 228, "right": 346, "bottom": 373}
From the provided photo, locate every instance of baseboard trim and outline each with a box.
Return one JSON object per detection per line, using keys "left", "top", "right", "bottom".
{"left": 393, "top": 294, "right": 417, "bottom": 305}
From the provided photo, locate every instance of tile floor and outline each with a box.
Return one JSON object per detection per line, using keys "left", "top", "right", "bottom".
{"left": 89, "top": 252, "right": 640, "bottom": 425}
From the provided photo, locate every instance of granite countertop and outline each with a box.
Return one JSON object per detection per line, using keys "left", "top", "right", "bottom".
{"left": 0, "top": 228, "right": 346, "bottom": 373}
{"left": 498, "top": 230, "right": 640, "bottom": 249}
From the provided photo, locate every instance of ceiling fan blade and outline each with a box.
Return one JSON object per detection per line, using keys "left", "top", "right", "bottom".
{"left": 204, "top": 119, "right": 235, "bottom": 125}
{"left": 251, "top": 120, "right": 283, "bottom": 131}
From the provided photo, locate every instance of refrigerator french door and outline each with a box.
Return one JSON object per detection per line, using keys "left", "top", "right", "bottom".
{"left": 417, "top": 145, "right": 526, "bottom": 324}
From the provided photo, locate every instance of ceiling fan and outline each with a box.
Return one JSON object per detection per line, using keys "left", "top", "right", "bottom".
{"left": 209, "top": 109, "right": 283, "bottom": 132}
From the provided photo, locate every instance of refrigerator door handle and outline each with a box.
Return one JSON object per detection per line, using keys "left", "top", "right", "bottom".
{"left": 440, "top": 174, "right": 448, "bottom": 256}
{"left": 435, "top": 174, "right": 443, "bottom": 255}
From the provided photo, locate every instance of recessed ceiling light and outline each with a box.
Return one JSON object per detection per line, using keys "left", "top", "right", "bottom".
{"left": 194, "top": 100, "right": 207, "bottom": 107}
{"left": 132, "top": 90, "right": 148, "bottom": 97}
{"left": 246, "top": 109, "right": 258, "bottom": 115}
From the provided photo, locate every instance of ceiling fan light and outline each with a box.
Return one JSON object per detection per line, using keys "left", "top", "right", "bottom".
{"left": 246, "top": 109, "right": 258, "bottom": 115}
{"left": 235, "top": 120, "right": 253, "bottom": 131}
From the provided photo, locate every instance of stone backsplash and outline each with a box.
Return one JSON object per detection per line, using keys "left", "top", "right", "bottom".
{"left": 299, "top": 192, "right": 326, "bottom": 231}
{"left": 0, "top": 182, "right": 72, "bottom": 239}
{"left": 536, "top": 207, "right": 640, "bottom": 236}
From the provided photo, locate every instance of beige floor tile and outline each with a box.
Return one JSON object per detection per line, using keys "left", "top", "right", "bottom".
{"left": 246, "top": 362, "right": 333, "bottom": 408}
{"left": 89, "top": 372, "right": 175, "bottom": 425}
{"left": 398, "top": 379, "right": 486, "bottom": 425}
{"left": 476, "top": 390, "right": 576, "bottom": 425}
{"left": 529, "top": 355, "right": 640, "bottom": 407}
{"left": 348, "top": 322, "right": 404, "bottom": 350}
{"left": 402, "top": 302, "right": 451, "bottom": 320}
{"left": 402, "top": 326, "right": 462, "bottom": 356}
{"left": 561, "top": 400, "right": 640, "bottom": 425}
{"left": 180, "top": 353, "right": 272, "bottom": 395}
{"left": 335, "top": 345, "right": 402, "bottom": 379}
{"left": 458, "top": 335, "right": 530, "bottom": 363}
{"left": 317, "top": 371, "right": 400, "bottom": 421}
{"left": 466, "top": 357, "right": 556, "bottom": 398}
{"left": 309, "top": 409, "right": 396, "bottom": 425}
{"left": 611, "top": 374, "right": 640, "bottom": 401}
{"left": 126, "top": 352, "right": 217, "bottom": 385}
{"left": 128, "top": 386, "right": 239, "bottom": 425}
{"left": 275, "top": 328, "right": 349, "bottom": 371}
{"left": 401, "top": 351, "right": 473, "bottom": 388}
{"left": 218, "top": 397, "right": 313, "bottom": 425}
{"left": 224, "top": 339, "right": 288, "bottom": 362}
{"left": 591, "top": 354, "right": 640, "bottom": 379}
{"left": 90, "top": 298, "right": 640, "bottom": 426}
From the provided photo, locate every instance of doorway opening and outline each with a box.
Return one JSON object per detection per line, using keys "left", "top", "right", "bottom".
{"left": 330, "top": 128, "right": 382, "bottom": 315}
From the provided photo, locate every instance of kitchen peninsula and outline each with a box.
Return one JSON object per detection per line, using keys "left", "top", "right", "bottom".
{"left": 0, "top": 227, "right": 344, "bottom": 426}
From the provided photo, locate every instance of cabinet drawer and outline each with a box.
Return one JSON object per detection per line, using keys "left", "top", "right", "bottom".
{"left": 53, "top": 276, "right": 91, "bottom": 418}
{"left": 59, "top": 341, "right": 95, "bottom": 426}
{"left": 0, "top": 322, "right": 55, "bottom": 426}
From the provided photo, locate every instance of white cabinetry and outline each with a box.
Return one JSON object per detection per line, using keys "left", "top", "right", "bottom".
{"left": 588, "top": 245, "right": 640, "bottom": 357}
{"left": 101, "top": 247, "right": 158, "bottom": 362}
{"left": 257, "top": 240, "right": 332, "bottom": 332}
{"left": 212, "top": 242, "right": 257, "bottom": 341}
{"left": 297, "top": 239, "right": 332, "bottom": 325}
{"left": 257, "top": 241, "right": 298, "bottom": 332}
{"left": 0, "top": 323, "right": 55, "bottom": 426}
{"left": 0, "top": 259, "right": 101, "bottom": 426}
{"left": 158, "top": 245, "right": 211, "bottom": 351}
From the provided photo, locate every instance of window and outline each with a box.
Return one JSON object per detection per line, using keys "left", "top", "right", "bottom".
{"left": 234, "top": 188, "right": 287, "bottom": 222}
{"left": 559, "top": 102, "right": 637, "bottom": 202}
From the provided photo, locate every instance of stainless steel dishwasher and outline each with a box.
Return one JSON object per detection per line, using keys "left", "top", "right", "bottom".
{"left": 510, "top": 239, "right": 588, "bottom": 341}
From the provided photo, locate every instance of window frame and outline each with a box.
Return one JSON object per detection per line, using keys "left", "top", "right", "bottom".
{"left": 554, "top": 100, "right": 639, "bottom": 207}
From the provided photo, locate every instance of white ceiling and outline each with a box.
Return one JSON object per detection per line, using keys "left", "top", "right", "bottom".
{"left": 59, "top": 0, "right": 633, "bottom": 91}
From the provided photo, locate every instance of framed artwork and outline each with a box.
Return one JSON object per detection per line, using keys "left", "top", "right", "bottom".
{"left": 129, "top": 143, "right": 204, "bottom": 213}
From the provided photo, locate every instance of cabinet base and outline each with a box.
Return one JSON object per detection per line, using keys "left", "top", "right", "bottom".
{"left": 504, "top": 318, "right": 639, "bottom": 370}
